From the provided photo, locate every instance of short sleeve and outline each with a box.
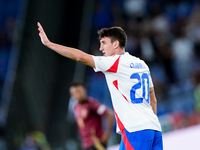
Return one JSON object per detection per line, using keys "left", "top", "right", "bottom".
{"left": 149, "top": 73, "right": 154, "bottom": 88}
{"left": 88, "top": 98, "right": 107, "bottom": 116}
{"left": 92, "top": 55, "right": 121, "bottom": 73}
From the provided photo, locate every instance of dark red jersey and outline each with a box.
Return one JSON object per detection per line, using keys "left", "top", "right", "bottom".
{"left": 74, "top": 97, "right": 108, "bottom": 148}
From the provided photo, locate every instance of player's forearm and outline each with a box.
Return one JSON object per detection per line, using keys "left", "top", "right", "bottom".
{"left": 45, "top": 42, "right": 82, "bottom": 61}
{"left": 151, "top": 101, "right": 157, "bottom": 115}
{"left": 149, "top": 87, "right": 157, "bottom": 115}
{"left": 44, "top": 42, "right": 95, "bottom": 68}
{"left": 106, "top": 109, "right": 114, "bottom": 136}
{"left": 100, "top": 110, "right": 114, "bottom": 144}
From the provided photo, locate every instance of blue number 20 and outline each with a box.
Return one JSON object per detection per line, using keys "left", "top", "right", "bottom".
{"left": 130, "top": 73, "right": 150, "bottom": 104}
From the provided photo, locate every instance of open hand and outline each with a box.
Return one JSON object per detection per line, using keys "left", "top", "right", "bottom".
{"left": 37, "top": 22, "right": 50, "bottom": 46}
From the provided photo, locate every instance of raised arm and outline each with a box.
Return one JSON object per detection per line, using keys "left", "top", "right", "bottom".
{"left": 149, "top": 87, "right": 157, "bottom": 115}
{"left": 37, "top": 22, "right": 95, "bottom": 68}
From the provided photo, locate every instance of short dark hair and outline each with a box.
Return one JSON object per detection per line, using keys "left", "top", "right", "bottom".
{"left": 97, "top": 26, "right": 127, "bottom": 49}
{"left": 69, "top": 81, "right": 87, "bottom": 89}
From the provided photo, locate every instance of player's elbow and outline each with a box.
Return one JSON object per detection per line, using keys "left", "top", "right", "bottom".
{"left": 75, "top": 55, "right": 82, "bottom": 62}
{"left": 151, "top": 99, "right": 157, "bottom": 107}
{"left": 75, "top": 53, "right": 95, "bottom": 68}
{"left": 74, "top": 52, "right": 85, "bottom": 62}
{"left": 150, "top": 95, "right": 157, "bottom": 108}
{"left": 107, "top": 109, "right": 114, "bottom": 122}
{"left": 73, "top": 53, "right": 84, "bottom": 62}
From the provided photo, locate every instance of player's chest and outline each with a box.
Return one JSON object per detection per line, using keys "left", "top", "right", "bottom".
{"left": 74, "top": 105, "right": 91, "bottom": 119}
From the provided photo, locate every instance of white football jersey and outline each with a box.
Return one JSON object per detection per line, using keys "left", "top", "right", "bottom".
{"left": 92, "top": 52, "right": 161, "bottom": 134}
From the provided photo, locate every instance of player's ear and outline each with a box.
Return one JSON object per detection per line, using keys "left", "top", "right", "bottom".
{"left": 113, "top": 40, "right": 119, "bottom": 49}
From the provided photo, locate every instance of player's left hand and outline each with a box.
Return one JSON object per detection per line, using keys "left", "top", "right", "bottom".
{"left": 91, "top": 129, "right": 106, "bottom": 150}
{"left": 100, "top": 133, "right": 110, "bottom": 144}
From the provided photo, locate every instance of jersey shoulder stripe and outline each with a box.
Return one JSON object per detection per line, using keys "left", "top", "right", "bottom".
{"left": 106, "top": 56, "right": 121, "bottom": 73}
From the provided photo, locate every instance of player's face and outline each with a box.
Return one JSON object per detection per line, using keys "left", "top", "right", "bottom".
{"left": 70, "top": 85, "right": 87, "bottom": 102}
{"left": 99, "top": 37, "right": 115, "bottom": 56}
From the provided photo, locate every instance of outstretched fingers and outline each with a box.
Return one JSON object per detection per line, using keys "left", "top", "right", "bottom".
{"left": 37, "top": 22, "right": 49, "bottom": 45}
{"left": 37, "top": 22, "right": 44, "bottom": 33}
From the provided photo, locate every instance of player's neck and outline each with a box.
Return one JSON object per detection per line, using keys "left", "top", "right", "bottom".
{"left": 78, "top": 98, "right": 87, "bottom": 105}
{"left": 115, "top": 48, "right": 125, "bottom": 55}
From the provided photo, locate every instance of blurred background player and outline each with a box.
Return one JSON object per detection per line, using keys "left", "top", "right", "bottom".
{"left": 69, "top": 81, "right": 114, "bottom": 150}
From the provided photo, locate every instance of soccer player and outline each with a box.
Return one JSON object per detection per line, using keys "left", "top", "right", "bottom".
{"left": 37, "top": 22, "right": 163, "bottom": 150}
{"left": 69, "top": 81, "right": 114, "bottom": 150}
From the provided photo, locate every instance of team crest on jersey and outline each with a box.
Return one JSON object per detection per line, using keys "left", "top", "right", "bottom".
{"left": 81, "top": 108, "right": 88, "bottom": 118}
